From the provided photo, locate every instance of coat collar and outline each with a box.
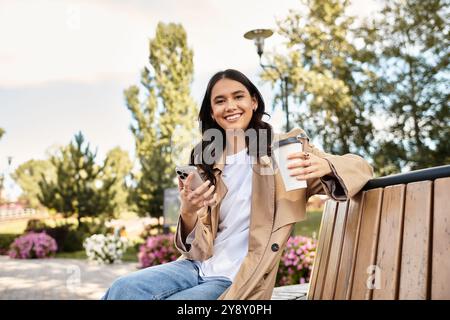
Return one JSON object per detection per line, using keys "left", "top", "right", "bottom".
{"left": 210, "top": 146, "right": 276, "bottom": 247}
{"left": 214, "top": 149, "right": 277, "bottom": 299}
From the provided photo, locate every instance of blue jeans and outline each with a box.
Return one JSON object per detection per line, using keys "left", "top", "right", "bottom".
{"left": 101, "top": 259, "right": 232, "bottom": 300}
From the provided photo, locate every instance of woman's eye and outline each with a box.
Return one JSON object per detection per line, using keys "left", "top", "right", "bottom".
{"left": 216, "top": 100, "right": 224, "bottom": 104}
{"left": 236, "top": 95, "right": 244, "bottom": 99}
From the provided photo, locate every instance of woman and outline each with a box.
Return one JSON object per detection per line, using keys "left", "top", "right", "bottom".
{"left": 102, "top": 69, "right": 374, "bottom": 300}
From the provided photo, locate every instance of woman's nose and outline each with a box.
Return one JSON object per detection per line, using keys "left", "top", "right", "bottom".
{"left": 225, "top": 100, "right": 238, "bottom": 111}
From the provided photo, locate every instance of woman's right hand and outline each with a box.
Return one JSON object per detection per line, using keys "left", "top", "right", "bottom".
{"left": 178, "top": 173, "right": 217, "bottom": 216}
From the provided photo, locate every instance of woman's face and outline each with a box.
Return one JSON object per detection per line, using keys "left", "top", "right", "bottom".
{"left": 210, "top": 78, "right": 257, "bottom": 131}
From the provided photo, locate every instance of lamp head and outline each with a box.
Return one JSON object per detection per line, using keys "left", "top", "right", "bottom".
{"left": 243, "top": 29, "right": 273, "bottom": 58}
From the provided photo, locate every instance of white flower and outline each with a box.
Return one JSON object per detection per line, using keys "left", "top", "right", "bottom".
{"left": 84, "top": 233, "right": 128, "bottom": 264}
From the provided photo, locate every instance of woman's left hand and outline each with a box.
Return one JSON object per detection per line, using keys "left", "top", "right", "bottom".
{"left": 286, "top": 151, "right": 333, "bottom": 180}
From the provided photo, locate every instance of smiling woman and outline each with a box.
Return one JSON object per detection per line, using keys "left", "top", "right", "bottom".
{"left": 194, "top": 69, "right": 273, "bottom": 185}
{"left": 102, "top": 69, "right": 374, "bottom": 300}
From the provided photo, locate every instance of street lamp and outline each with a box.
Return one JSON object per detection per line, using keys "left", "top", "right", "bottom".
{"left": 244, "top": 29, "right": 291, "bottom": 131}
{"left": 6, "top": 156, "right": 13, "bottom": 205}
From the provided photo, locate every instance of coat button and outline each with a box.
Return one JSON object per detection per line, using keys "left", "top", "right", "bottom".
{"left": 271, "top": 243, "right": 279, "bottom": 252}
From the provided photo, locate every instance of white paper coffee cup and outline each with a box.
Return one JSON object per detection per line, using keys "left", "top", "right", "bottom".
{"left": 272, "top": 136, "right": 307, "bottom": 191}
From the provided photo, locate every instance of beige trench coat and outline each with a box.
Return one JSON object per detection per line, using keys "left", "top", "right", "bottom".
{"left": 174, "top": 127, "right": 374, "bottom": 300}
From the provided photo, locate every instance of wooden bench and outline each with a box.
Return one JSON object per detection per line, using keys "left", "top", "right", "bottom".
{"left": 306, "top": 164, "right": 450, "bottom": 300}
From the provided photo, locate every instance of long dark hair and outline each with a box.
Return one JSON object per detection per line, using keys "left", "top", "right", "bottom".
{"left": 190, "top": 69, "right": 273, "bottom": 185}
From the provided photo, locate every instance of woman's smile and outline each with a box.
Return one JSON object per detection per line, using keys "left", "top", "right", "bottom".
{"left": 224, "top": 112, "right": 243, "bottom": 122}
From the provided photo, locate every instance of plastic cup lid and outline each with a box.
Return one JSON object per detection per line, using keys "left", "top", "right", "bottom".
{"left": 272, "top": 134, "right": 305, "bottom": 150}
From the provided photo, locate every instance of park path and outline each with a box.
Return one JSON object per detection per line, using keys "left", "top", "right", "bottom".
{"left": 0, "top": 256, "right": 138, "bottom": 300}
{"left": 0, "top": 256, "right": 309, "bottom": 300}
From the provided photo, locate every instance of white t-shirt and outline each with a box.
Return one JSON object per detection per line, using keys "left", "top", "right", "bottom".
{"left": 187, "top": 148, "right": 253, "bottom": 282}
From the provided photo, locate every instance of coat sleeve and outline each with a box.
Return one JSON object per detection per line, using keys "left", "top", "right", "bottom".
{"left": 173, "top": 207, "right": 214, "bottom": 261}
{"left": 306, "top": 141, "right": 374, "bottom": 201}
{"left": 282, "top": 128, "right": 374, "bottom": 201}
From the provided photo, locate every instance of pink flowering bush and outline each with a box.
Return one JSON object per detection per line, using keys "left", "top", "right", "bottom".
{"left": 9, "top": 232, "right": 58, "bottom": 259}
{"left": 276, "top": 235, "right": 317, "bottom": 286}
{"left": 138, "top": 233, "right": 179, "bottom": 268}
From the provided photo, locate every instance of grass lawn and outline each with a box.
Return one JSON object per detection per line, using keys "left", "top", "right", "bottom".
{"left": 55, "top": 250, "right": 87, "bottom": 260}
{"left": 293, "top": 210, "right": 323, "bottom": 239}
{"left": 0, "top": 220, "right": 28, "bottom": 235}
{"left": 0, "top": 220, "right": 28, "bottom": 253}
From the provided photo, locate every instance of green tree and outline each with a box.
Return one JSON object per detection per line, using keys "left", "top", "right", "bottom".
{"left": 38, "top": 132, "right": 116, "bottom": 224}
{"left": 0, "top": 126, "right": 3, "bottom": 200}
{"left": 367, "top": 0, "right": 449, "bottom": 174}
{"left": 126, "top": 22, "right": 198, "bottom": 220}
{"left": 0, "top": 128, "right": 7, "bottom": 204}
{"left": 103, "top": 147, "right": 133, "bottom": 218}
{"left": 262, "top": 0, "right": 376, "bottom": 158}
{"left": 11, "top": 159, "right": 56, "bottom": 208}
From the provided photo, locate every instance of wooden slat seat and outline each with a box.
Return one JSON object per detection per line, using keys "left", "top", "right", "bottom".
{"left": 307, "top": 165, "right": 450, "bottom": 300}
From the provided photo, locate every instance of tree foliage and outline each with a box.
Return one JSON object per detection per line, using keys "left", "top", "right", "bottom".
{"left": 263, "top": 0, "right": 449, "bottom": 175}
{"left": 11, "top": 159, "right": 55, "bottom": 209}
{"left": 263, "top": 0, "right": 376, "bottom": 158}
{"left": 38, "top": 132, "right": 116, "bottom": 222}
{"left": 102, "top": 147, "right": 133, "bottom": 218}
{"left": 366, "top": 0, "right": 449, "bottom": 174}
{"left": 126, "top": 22, "right": 198, "bottom": 218}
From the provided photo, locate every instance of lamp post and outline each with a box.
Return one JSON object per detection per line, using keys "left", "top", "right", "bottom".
{"left": 6, "top": 156, "right": 12, "bottom": 205}
{"left": 244, "top": 29, "right": 291, "bottom": 132}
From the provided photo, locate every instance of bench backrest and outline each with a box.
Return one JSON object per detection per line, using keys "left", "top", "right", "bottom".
{"left": 307, "top": 165, "right": 450, "bottom": 300}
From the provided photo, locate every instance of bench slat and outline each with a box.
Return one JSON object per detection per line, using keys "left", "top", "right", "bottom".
{"left": 350, "top": 188, "right": 383, "bottom": 300}
{"left": 334, "top": 192, "right": 364, "bottom": 300}
{"left": 309, "top": 168, "right": 449, "bottom": 301}
{"left": 309, "top": 201, "right": 337, "bottom": 299}
{"left": 322, "top": 201, "right": 349, "bottom": 299}
{"left": 399, "top": 181, "right": 432, "bottom": 300}
{"left": 372, "top": 185, "right": 406, "bottom": 300}
{"left": 431, "top": 177, "right": 450, "bottom": 299}
{"left": 306, "top": 201, "right": 327, "bottom": 299}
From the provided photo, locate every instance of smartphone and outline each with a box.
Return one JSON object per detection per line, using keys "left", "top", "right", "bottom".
{"left": 175, "top": 165, "right": 205, "bottom": 190}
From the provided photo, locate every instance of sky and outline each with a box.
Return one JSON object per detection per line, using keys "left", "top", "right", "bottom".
{"left": 0, "top": 0, "right": 379, "bottom": 200}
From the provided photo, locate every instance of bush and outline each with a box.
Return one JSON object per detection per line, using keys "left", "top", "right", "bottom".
{"left": 276, "top": 235, "right": 317, "bottom": 286}
{"left": 25, "top": 219, "right": 48, "bottom": 231}
{"left": 9, "top": 232, "right": 57, "bottom": 259}
{"left": 26, "top": 222, "right": 73, "bottom": 252}
{"left": 61, "top": 228, "right": 86, "bottom": 252}
{"left": 83, "top": 234, "right": 128, "bottom": 264}
{"left": 0, "top": 234, "right": 18, "bottom": 255}
{"left": 24, "top": 217, "right": 113, "bottom": 253}
{"left": 138, "top": 233, "right": 179, "bottom": 268}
